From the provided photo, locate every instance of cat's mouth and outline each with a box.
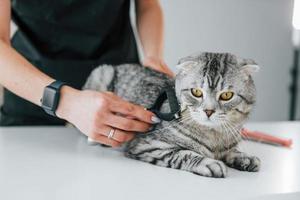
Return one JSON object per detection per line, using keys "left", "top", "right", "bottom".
{"left": 189, "top": 111, "right": 225, "bottom": 128}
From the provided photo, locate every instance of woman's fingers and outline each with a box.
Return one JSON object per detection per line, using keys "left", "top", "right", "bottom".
{"left": 94, "top": 125, "right": 135, "bottom": 143}
{"left": 103, "top": 91, "right": 161, "bottom": 124}
{"left": 161, "top": 62, "right": 175, "bottom": 77}
{"left": 104, "top": 113, "right": 151, "bottom": 132}
{"left": 162, "top": 68, "right": 174, "bottom": 77}
{"left": 143, "top": 57, "right": 175, "bottom": 77}
{"left": 108, "top": 97, "right": 159, "bottom": 124}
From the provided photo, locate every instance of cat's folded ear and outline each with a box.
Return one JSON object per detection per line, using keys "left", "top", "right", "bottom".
{"left": 238, "top": 58, "right": 260, "bottom": 76}
{"left": 176, "top": 55, "right": 200, "bottom": 72}
{"left": 175, "top": 60, "right": 198, "bottom": 71}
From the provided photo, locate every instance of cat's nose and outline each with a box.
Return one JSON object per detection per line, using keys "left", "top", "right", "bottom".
{"left": 204, "top": 109, "right": 215, "bottom": 118}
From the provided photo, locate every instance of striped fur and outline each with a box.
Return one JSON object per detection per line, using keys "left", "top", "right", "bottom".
{"left": 84, "top": 52, "right": 261, "bottom": 178}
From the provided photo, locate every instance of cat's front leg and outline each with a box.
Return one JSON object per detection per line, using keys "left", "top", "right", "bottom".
{"left": 223, "top": 149, "right": 260, "bottom": 172}
{"left": 126, "top": 147, "right": 227, "bottom": 178}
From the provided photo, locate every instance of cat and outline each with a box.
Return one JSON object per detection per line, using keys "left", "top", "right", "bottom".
{"left": 83, "top": 52, "right": 261, "bottom": 178}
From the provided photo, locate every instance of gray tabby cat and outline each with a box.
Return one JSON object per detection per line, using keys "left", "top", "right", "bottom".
{"left": 83, "top": 52, "right": 261, "bottom": 178}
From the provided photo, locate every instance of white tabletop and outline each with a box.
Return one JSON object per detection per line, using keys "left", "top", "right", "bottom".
{"left": 0, "top": 122, "right": 299, "bottom": 200}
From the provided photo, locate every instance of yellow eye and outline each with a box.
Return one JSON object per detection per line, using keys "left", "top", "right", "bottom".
{"left": 219, "top": 92, "right": 234, "bottom": 101}
{"left": 191, "top": 88, "right": 203, "bottom": 97}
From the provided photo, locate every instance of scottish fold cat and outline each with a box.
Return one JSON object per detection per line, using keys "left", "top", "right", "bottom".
{"left": 84, "top": 52, "right": 260, "bottom": 178}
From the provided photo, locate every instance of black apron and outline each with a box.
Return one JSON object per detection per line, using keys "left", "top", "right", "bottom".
{"left": 0, "top": 0, "right": 139, "bottom": 126}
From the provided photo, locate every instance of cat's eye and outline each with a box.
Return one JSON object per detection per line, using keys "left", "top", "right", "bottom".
{"left": 219, "top": 92, "right": 234, "bottom": 101}
{"left": 191, "top": 88, "right": 203, "bottom": 98}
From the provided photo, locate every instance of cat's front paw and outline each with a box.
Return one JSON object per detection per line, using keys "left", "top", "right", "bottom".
{"left": 193, "top": 158, "right": 227, "bottom": 178}
{"left": 230, "top": 155, "right": 260, "bottom": 172}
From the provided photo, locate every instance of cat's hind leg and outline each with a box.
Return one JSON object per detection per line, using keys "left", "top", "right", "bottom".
{"left": 126, "top": 140, "right": 227, "bottom": 178}
{"left": 223, "top": 149, "right": 260, "bottom": 172}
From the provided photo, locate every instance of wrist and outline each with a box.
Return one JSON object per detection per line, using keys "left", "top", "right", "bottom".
{"left": 144, "top": 55, "right": 162, "bottom": 61}
{"left": 143, "top": 56, "right": 167, "bottom": 70}
{"left": 56, "top": 86, "right": 80, "bottom": 121}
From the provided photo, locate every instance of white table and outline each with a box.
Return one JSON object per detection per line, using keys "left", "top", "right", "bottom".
{"left": 0, "top": 122, "right": 299, "bottom": 200}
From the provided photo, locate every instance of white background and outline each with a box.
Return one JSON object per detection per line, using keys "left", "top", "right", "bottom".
{"left": 160, "top": 0, "right": 297, "bottom": 121}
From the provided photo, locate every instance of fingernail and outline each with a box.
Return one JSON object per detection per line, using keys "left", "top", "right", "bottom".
{"left": 151, "top": 115, "right": 161, "bottom": 124}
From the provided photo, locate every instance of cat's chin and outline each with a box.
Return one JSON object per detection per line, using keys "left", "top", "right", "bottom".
{"left": 194, "top": 119, "right": 221, "bottom": 129}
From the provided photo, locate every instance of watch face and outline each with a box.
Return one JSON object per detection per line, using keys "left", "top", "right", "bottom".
{"left": 42, "top": 87, "right": 57, "bottom": 110}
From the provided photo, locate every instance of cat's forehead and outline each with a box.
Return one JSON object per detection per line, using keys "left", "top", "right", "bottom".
{"left": 178, "top": 52, "right": 258, "bottom": 75}
{"left": 176, "top": 52, "right": 258, "bottom": 94}
{"left": 200, "top": 54, "right": 237, "bottom": 89}
{"left": 177, "top": 53, "right": 238, "bottom": 88}
{"left": 178, "top": 52, "right": 237, "bottom": 66}
{"left": 178, "top": 53, "right": 239, "bottom": 76}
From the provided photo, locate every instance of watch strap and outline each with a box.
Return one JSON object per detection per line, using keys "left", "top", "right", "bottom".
{"left": 41, "top": 80, "right": 67, "bottom": 117}
{"left": 49, "top": 80, "right": 67, "bottom": 90}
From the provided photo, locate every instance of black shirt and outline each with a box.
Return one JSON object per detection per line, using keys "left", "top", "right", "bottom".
{"left": 0, "top": 0, "right": 139, "bottom": 126}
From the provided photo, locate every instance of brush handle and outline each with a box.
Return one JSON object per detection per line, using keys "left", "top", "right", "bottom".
{"left": 241, "top": 128, "right": 293, "bottom": 148}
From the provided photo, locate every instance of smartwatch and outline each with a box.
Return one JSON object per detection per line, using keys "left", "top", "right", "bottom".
{"left": 40, "top": 80, "right": 67, "bottom": 117}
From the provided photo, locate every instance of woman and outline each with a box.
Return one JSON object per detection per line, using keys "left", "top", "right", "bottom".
{"left": 0, "top": 0, "right": 173, "bottom": 147}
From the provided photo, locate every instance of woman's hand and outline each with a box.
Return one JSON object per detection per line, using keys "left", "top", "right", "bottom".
{"left": 56, "top": 86, "right": 160, "bottom": 147}
{"left": 143, "top": 56, "right": 174, "bottom": 77}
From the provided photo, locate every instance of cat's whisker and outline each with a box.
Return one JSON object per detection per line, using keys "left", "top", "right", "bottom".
{"left": 224, "top": 121, "right": 241, "bottom": 143}
{"left": 222, "top": 121, "right": 239, "bottom": 145}
{"left": 223, "top": 120, "right": 247, "bottom": 152}
{"left": 221, "top": 123, "right": 232, "bottom": 152}
{"left": 161, "top": 114, "right": 190, "bottom": 124}
{"left": 224, "top": 120, "right": 243, "bottom": 140}
{"left": 148, "top": 115, "right": 193, "bottom": 134}
{"left": 223, "top": 121, "right": 242, "bottom": 146}
{"left": 210, "top": 116, "right": 230, "bottom": 149}
{"left": 162, "top": 114, "right": 192, "bottom": 125}
{"left": 228, "top": 124, "right": 248, "bottom": 152}
{"left": 172, "top": 115, "right": 193, "bottom": 124}
{"left": 215, "top": 118, "right": 229, "bottom": 149}
{"left": 219, "top": 119, "right": 231, "bottom": 151}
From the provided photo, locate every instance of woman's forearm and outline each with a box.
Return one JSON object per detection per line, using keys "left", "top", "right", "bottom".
{"left": 0, "top": 0, "right": 10, "bottom": 44}
{"left": 0, "top": 39, "right": 54, "bottom": 106}
{"left": 136, "top": 0, "right": 174, "bottom": 77}
{"left": 136, "top": 0, "right": 164, "bottom": 58}
{"left": 0, "top": 0, "right": 58, "bottom": 110}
